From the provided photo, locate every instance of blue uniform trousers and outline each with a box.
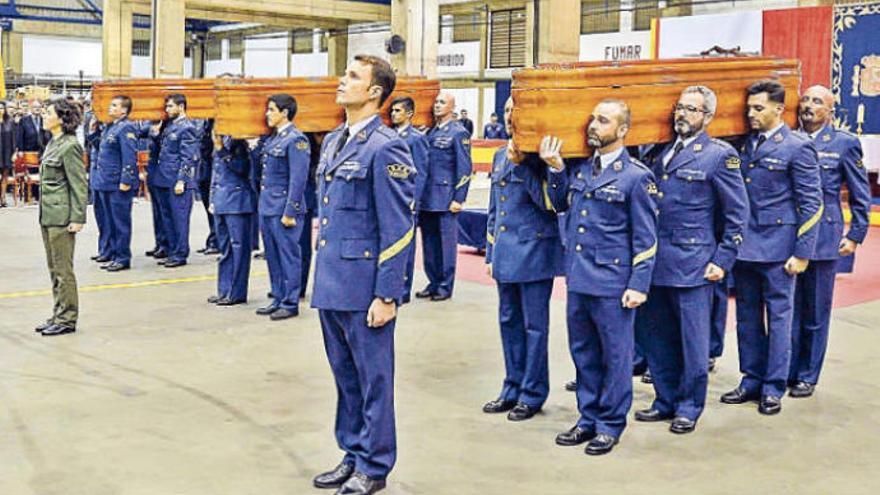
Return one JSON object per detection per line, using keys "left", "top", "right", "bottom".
{"left": 147, "top": 185, "right": 169, "bottom": 253}
{"left": 298, "top": 210, "right": 314, "bottom": 298}
{"left": 198, "top": 179, "right": 217, "bottom": 250}
{"left": 418, "top": 211, "right": 458, "bottom": 297}
{"left": 154, "top": 187, "right": 193, "bottom": 263}
{"left": 95, "top": 189, "right": 134, "bottom": 266}
{"left": 734, "top": 261, "right": 796, "bottom": 398}
{"left": 92, "top": 189, "right": 112, "bottom": 258}
{"left": 402, "top": 215, "right": 419, "bottom": 304}
{"left": 496, "top": 279, "right": 553, "bottom": 408}
{"left": 319, "top": 309, "right": 396, "bottom": 480}
{"left": 216, "top": 213, "right": 253, "bottom": 302}
{"left": 567, "top": 292, "right": 634, "bottom": 438}
{"left": 789, "top": 259, "right": 837, "bottom": 385}
{"left": 260, "top": 215, "right": 303, "bottom": 312}
{"left": 637, "top": 285, "right": 712, "bottom": 420}
{"left": 710, "top": 278, "right": 729, "bottom": 359}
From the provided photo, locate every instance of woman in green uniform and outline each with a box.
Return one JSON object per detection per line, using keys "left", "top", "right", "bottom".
{"left": 36, "top": 98, "right": 87, "bottom": 337}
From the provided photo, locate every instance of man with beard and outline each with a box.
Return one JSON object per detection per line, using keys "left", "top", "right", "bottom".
{"left": 633, "top": 86, "right": 749, "bottom": 434}
{"left": 482, "top": 97, "right": 564, "bottom": 422}
{"left": 720, "top": 80, "right": 822, "bottom": 415}
{"left": 416, "top": 91, "right": 472, "bottom": 301}
{"left": 788, "top": 85, "right": 871, "bottom": 398}
{"left": 540, "top": 99, "right": 658, "bottom": 455}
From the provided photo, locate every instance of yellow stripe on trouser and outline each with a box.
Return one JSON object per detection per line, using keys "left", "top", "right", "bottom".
{"left": 632, "top": 242, "right": 657, "bottom": 266}
{"left": 379, "top": 227, "right": 415, "bottom": 264}
{"left": 798, "top": 202, "right": 824, "bottom": 237}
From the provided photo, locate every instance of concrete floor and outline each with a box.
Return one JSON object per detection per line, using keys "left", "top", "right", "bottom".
{"left": 0, "top": 200, "right": 878, "bottom": 495}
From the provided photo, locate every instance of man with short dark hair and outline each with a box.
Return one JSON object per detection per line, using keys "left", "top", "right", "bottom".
{"left": 254, "top": 94, "right": 309, "bottom": 321}
{"left": 311, "top": 54, "right": 415, "bottom": 495}
{"left": 196, "top": 119, "right": 220, "bottom": 256}
{"left": 86, "top": 95, "right": 139, "bottom": 271}
{"left": 721, "top": 80, "right": 822, "bottom": 415}
{"left": 459, "top": 108, "right": 474, "bottom": 137}
{"left": 483, "top": 112, "right": 507, "bottom": 139}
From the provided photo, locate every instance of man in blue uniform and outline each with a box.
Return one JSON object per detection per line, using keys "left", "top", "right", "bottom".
{"left": 416, "top": 91, "right": 472, "bottom": 301}
{"left": 152, "top": 94, "right": 200, "bottom": 268}
{"left": 207, "top": 132, "right": 256, "bottom": 306}
{"left": 85, "top": 116, "right": 112, "bottom": 264}
{"left": 140, "top": 120, "right": 169, "bottom": 260}
{"left": 310, "top": 55, "right": 415, "bottom": 495}
{"left": 721, "top": 80, "right": 822, "bottom": 415}
{"left": 389, "top": 96, "right": 429, "bottom": 304}
{"left": 299, "top": 132, "right": 324, "bottom": 299}
{"left": 254, "top": 94, "right": 309, "bottom": 321}
{"left": 482, "top": 97, "right": 564, "bottom": 422}
{"left": 86, "top": 95, "right": 139, "bottom": 272}
{"left": 196, "top": 119, "right": 220, "bottom": 256}
{"left": 541, "top": 99, "right": 658, "bottom": 456}
{"left": 788, "top": 85, "right": 871, "bottom": 398}
{"left": 633, "top": 86, "right": 749, "bottom": 434}
{"left": 483, "top": 112, "right": 507, "bottom": 140}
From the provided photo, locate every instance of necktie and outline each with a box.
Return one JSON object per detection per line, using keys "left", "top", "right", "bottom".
{"left": 754, "top": 134, "right": 767, "bottom": 151}
{"left": 592, "top": 156, "right": 602, "bottom": 178}
{"left": 665, "top": 141, "right": 684, "bottom": 170}
{"left": 334, "top": 128, "right": 350, "bottom": 159}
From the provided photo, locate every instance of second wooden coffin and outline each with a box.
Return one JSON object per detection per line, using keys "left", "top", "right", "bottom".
{"left": 511, "top": 57, "right": 801, "bottom": 157}
{"left": 92, "top": 78, "right": 217, "bottom": 122}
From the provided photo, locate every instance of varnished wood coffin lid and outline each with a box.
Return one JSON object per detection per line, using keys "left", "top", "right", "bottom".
{"left": 214, "top": 77, "right": 439, "bottom": 137}
{"left": 93, "top": 78, "right": 216, "bottom": 123}
{"left": 512, "top": 57, "right": 801, "bottom": 157}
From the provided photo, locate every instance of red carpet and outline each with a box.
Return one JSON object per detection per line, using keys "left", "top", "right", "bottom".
{"left": 444, "top": 226, "right": 880, "bottom": 309}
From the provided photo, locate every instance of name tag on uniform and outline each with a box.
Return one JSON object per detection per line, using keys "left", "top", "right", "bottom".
{"left": 818, "top": 151, "right": 840, "bottom": 159}
{"left": 762, "top": 157, "right": 782, "bottom": 164}
{"left": 339, "top": 161, "right": 361, "bottom": 172}
{"left": 433, "top": 137, "right": 452, "bottom": 148}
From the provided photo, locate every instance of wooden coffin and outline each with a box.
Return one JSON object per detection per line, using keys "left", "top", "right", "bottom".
{"left": 214, "top": 77, "right": 439, "bottom": 138}
{"left": 92, "top": 78, "right": 217, "bottom": 123}
{"left": 511, "top": 57, "right": 801, "bottom": 157}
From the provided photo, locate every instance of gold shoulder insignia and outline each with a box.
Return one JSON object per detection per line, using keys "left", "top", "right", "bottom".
{"left": 127, "top": 132, "right": 136, "bottom": 140}
{"left": 296, "top": 140, "right": 308, "bottom": 150}
{"left": 387, "top": 163, "right": 413, "bottom": 180}
{"left": 461, "top": 138, "right": 470, "bottom": 146}
{"left": 725, "top": 157, "right": 741, "bottom": 169}
{"left": 646, "top": 182, "right": 658, "bottom": 195}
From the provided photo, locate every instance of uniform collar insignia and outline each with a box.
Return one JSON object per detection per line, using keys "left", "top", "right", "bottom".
{"left": 612, "top": 160, "right": 623, "bottom": 171}
{"left": 822, "top": 133, "right": 831, "bottom": 142}
{"left": 693, "top": 143, "right": 702, "bottom": 152}
{"left": 357, "top": 130, "right": 367, "bottom": 141}
{"left": 773, "top": 132, "right": 784, "bottom": 143}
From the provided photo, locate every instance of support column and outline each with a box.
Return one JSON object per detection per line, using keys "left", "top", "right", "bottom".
{"left": 327, "top": 30, "right": 348, "bottom": 77}
{"left": 191, "top": 40, "right": 205, "bottom": 78}
{"left": 534, "top": 0, "right": 580, "bottom": 65}
{"left": 151, "top": 0, "right": 186, "bottom": 78}
{"left": 3, "top": 31, "right": 24, "bottom": 75}
{"left": 102, "top": 0, "right": 133, "bottom": 78}
{"left": 390, "top": 0, "right": 438, "bottom": 77}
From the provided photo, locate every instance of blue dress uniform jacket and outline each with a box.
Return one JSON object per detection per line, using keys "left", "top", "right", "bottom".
{"left": 312, "top": 115, "right": 415, "bottom": 480}
{"left": 636, "top": 132, "right": 749, "bottom": 422}
{"left": 790, "top": 125, "right": 871, "bottom": 387}
{"left": 485, "top": 147, "right": 563, "bottom": 409}
{"left": 484, "top": 123, "right": 508, "bottom": 140}
{"left": 154, "top": 117, "right": 200, "bottom": 189}
{"left": 546, "top": 148, "right": 658, "bottom": 438}
{"left": 737, "top": 124, "right": 823, "bottom": 262}
{"left": 421, "top": 120, "right": 472, "bottom": 212}
{"left": 258, "top": 124, "right": 310, "bottom": 312}
{"left": 486, "top": 147, "right": 565, "bottom": 283}
{"left": 88, "top": 118, "right": 139, "bottom": 192}
{"left": 398, "top": 126, "right": 429, "bottom": 302}
{"left": 734, "top": 124, "right": 823, "bottom": 399}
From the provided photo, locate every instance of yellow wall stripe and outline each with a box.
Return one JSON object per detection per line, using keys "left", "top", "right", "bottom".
{"left": 379, "top": 227, "right": 415, "bottom": 264}
{"left": 632, "top": 242, "right": 657, "bottom": 266}
{"left": 798, "top": 202, "right": 824, "bottom": 237}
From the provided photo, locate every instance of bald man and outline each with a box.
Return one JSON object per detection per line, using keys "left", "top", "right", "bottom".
{"left": 789, "top": 85, "right": 871, "bottom": 398}
{"left": 416, "top": 92, "right": 473, "bottom": 301}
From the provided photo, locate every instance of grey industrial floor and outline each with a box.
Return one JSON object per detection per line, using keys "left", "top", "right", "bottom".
{"left": 0, "top": 200, "right": 878, "bottom": 495}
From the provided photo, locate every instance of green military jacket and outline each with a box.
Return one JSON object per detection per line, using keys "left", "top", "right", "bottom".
{"left": 39, "top": 133, "right": 88, "bottom": 227}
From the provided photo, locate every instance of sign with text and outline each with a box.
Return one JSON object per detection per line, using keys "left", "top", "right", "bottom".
{"left": 579, "top": 31, "right": 652, "bottom": 62}
{"left": 438, "top": 41, "right": 481, "bottom": 74}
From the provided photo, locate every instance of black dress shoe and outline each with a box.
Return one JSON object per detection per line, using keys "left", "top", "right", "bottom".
{"left": 430, "top": 293, "right": 451, "bottom": 302}
{"left": 94, "top": 255, "right": 112, "bottom": 263}
{"left": 35, "top": 320, "right": 54, "bottom": 333}
{"left": 720, "top": 386, "right": 759, "bottom": 404}
{"left": 585, "top": 433, "right": 618, "bottom": 456}
{"left": 708, "top": 357, "right": 717, "bottom": 372}
{"left": 789, "top": 381, "right": 815, "bottom": 398}
{"left": 145, "top": 248, "right": 159, "bottom": 257}
{"left": 758, "top": 395, "right": 782, "bottom": 415}
{"left": 41, "top": 324, "right": 76, "bottom": 337}
{"left": 157, "top": 259, "right": 167, "bottom": 265}
{"left": 196, "top": 247, "right": 207, "bottom": 254}
{"left": 507, "top": 402, "right": 540, "bottom": 421}
{"left": 335, "top": 472, "right": 385, "bottom": 495}
{"left": 90, "top": 254, "right": 102, "bottom": 261}
{"left": 207, "top": 295, "right": 221, "bottom": 304}
{"left": 313, "top": 462, "right": 355, "bottom": 489}
{"left": 203, "top": 247, "right": 220, "bottom": 255}
{"left": 99, "top": 262, "right": 113, "bottom": 270}
{"left": 556, "top": 425, "right": 595, "bottom": 446}
{"left": 564, "top": 380, "right": 577, "bottom": 392}
{"left": 482, "top": 398, "right": 516, "bottom": 413}
{"left": 669, "top": 417, "right": 696, "bottom": 434}
{"left": 255, "top": 305, "right": 279, "bottom": 316}
{"left": 164, "top": 260, "right": 186, "bottom": 268}
{"left": 153, "top": 250, "right": 168, "bottom": 259}
{"left": 269, "top": 308, "right": 298, "bottom": 320}
{"left": 253, "top": 251, "right": 265, "bottom": 259}
{"left": 105, "top": 263, "right": 130, "bottom": 272}
{"left": 634, "top": 408, "right": 673, "bottom": 422}
{"left": 414, "top": 288, "right": 434, "bottom": 299}
{"left": 216, "top": 298, "right": 245, "bottom": 306}
{"left": 641, "top": 370, "right": 654, "bottom": 384}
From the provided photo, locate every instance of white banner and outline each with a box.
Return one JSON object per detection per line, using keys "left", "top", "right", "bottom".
{"left": 579, "top": 31, "right": 651, "bottom": 62}
{"left": 657, "top": 11, "right": 763, "bottom": 59}
{"left": 437, "top": 41, "right": 481, "bottom": 75}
